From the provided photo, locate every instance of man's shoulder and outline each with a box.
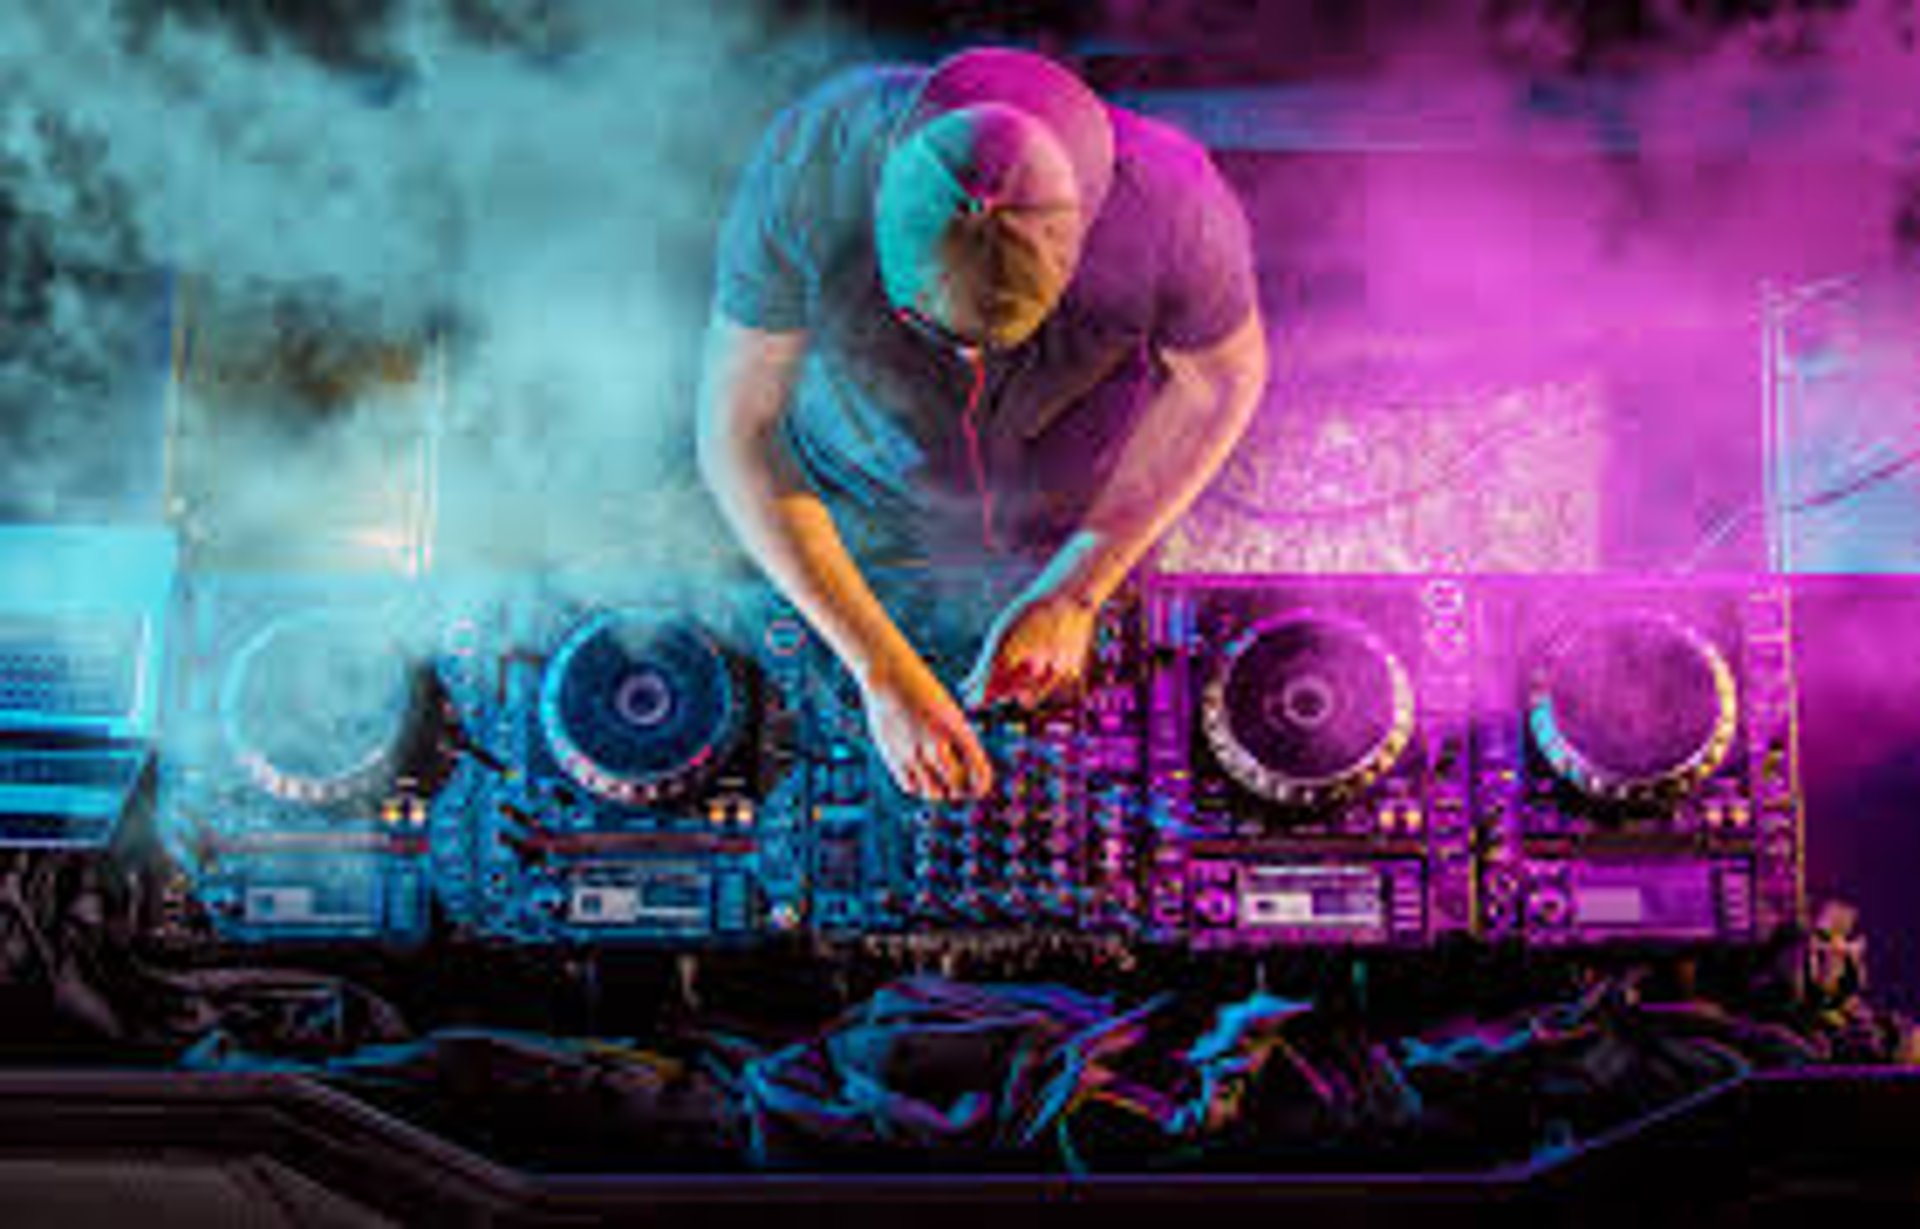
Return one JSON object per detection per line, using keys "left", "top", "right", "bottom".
{"left": 1109, "top": 104, "right": 1224, "bottom": 198}
{"left": 774, "top": 63, "right": 924, "bottom": 151}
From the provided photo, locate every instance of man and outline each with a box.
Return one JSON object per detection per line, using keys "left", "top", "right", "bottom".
{"left": 698, "top": 47, "right": 1266, "bottom": 802}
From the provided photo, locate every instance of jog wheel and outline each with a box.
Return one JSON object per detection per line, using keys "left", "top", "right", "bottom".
{"left": 1202, "top": 611, "right": 1416, "bottom": 809}
{"left": 221, "top": 609, "right": 422, "bottom": 804}
{"left": 1528, "top": 612, "right": 1738, "bottom": 803}
{"left": 539, "top": 611, "right": 743, "bottom": 809}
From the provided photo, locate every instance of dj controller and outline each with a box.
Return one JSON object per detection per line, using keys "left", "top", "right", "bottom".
{"left": 155, "top": 569, "right": 1804, "bottom": 952}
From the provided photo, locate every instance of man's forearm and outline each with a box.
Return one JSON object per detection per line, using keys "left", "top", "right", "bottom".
{"left": 702, "top": 428, "right": 920, "bottom": 685}
{"left": 698, "top": 317, "right": 993, "bottom": 799}
{"left": 1028, "top": 311, "right": 1269, "bottom": 609}
{"left": 694, "top": 321, "right": 920, "bottom": 690}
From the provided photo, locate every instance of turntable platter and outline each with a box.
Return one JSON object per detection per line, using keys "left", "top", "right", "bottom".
{"left": 1529, "top": 613, "right": 1737, "bottom": 801}
{"left": 539, "top": 611, "right": 742, "bottom": 807}
{"left": 1202, "top": 612, "right": 1415, "bottom": 807}
{"left": 222, "top": 610, "right": 419, "bottom": 803}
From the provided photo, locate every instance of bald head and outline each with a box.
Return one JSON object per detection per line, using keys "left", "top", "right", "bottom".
{"left": 876, "top": 103, "right": 1086, "bottom": 349}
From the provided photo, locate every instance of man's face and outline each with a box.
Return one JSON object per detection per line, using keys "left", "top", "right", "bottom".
{"left": 878, "top": 104, "right": 1086, "bottom": 351}
{"left": 928, "top": 197, "right": 1084, "bottom": 349}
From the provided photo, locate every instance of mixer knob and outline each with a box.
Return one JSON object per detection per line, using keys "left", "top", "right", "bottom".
{"left": 1527, "top": 888, "right": 1571, "bottom": 929}
{"left": 1195, "top": 886, "right": 1236, "bottom": 926}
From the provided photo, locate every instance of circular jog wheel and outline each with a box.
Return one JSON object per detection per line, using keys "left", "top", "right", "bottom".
{"left": 1202, "top": 611, "right": 1416, "bottom": 809}
{"left": 539, "top": 611, "right": 743, "bottom": 809}
{"left": 222, "top": 608, "right": 422, "bottom": 805}
{"left": 1528, "top": 611, "right": 1738, "bottom": 804}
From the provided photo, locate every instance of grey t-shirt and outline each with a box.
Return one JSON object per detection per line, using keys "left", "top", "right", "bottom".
{"left": 715, "top": 65, "right": 1257, "bottom": 566}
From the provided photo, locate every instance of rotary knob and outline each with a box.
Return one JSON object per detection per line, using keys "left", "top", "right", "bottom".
{"left": 1195, "top": 885, "right": 1236, "bottom": 926}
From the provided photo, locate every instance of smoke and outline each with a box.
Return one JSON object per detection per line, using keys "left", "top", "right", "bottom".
{"left": 0, "top": 94, "right": 161, "bottom": 523}
{"left": 1094, "top": 0, "right": 1920, "bottom": 575}
{"left": 0, "top": 1, "right": 880, "bottom": 831}
{"left": 0, "top": 0, "right": 861, "bottom": 575}
{"left": 13, "top": 0, "right": 1905, "bottom": 580}
{"left": 1790, "top": 573, "right": 1920, "bottom": 1011}
{"left": 8, "top": 2, "right": 1915, "bottom": 777}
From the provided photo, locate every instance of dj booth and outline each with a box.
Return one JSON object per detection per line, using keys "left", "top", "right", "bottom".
{"left": 6, "top": 539, "right": 1912, "bottom": 1219}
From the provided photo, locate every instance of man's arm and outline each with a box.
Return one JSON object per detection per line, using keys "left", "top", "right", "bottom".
{"left": 964, "top": 307, "right": 1268, "bottom": 706}
{"left": 696, "top": 315, "right": 993, "bottom": 799}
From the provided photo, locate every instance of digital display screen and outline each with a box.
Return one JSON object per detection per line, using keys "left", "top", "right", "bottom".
{"left": 569, "top": 864, "right": 709, "bottom": 926}
{"left": 1240, "top": 866, "right": 1383, "bottom": 928}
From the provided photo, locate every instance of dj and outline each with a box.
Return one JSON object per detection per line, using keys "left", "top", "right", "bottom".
{"left": 698, "top": 47, "right": 1266, "bottom": 802}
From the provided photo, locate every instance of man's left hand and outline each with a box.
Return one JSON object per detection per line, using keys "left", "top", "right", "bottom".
{"left": 959, "top": 590, "right": 1098, "bottom": 711}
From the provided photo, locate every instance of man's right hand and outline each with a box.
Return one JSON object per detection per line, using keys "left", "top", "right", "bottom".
{"left": 697, "top": 316, "right": 993, "bottom": 801}
{"left": 860, "top": 654, "right": 994, "bottom": 802}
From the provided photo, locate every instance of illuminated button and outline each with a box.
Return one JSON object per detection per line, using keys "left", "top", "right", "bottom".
{"left": 443, "top": 618, "right": 481, "bottom": 658}
{"left": 1528, "top": 890, "right": 1570, "bottom": 927}
{"left": 1195, "top": 886, "right": 1235, "bottom": 925}
{"left": 833, "top": 764, "right": 865, "bottom": 801}
{"left": 763, "top": 618, "right": 806, "bottom": 657}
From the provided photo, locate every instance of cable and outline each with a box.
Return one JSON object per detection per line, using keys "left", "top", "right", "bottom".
{"left": 959, "top": 345, "right": 1000, "bottom": 552}
{"left": 1789, "top": 441, "right": 1920, "bottom": 512}
{"left": 1679, "top": 432, "right": 1920, "bottom": 572}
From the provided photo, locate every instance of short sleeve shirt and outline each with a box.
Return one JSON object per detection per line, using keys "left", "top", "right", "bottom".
{"left": 714, "top": 65, "right": 1257, "bottom": 565}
